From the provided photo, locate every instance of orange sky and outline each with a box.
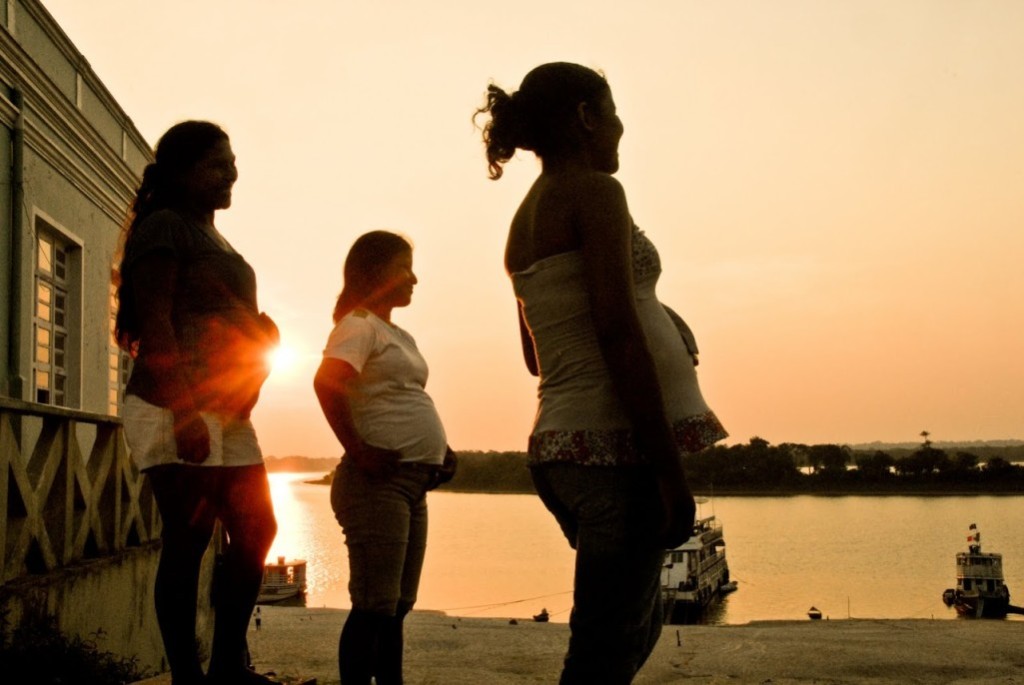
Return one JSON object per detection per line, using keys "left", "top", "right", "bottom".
{"left": 43, "top": 0, "right": 1024, "bottom": 456}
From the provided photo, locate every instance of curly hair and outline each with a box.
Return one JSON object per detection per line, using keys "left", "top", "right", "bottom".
{"left": 475, "top": 62, "right": 609, "bottom": 180}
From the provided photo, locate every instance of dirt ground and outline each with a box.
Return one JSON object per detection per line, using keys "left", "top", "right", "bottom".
{"left": 212, "top": 607, "right": 1024, "bottom": 685}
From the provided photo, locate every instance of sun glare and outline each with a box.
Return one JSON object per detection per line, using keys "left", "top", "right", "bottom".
{"left": 267, "top": 344, "right": 300, "bottom": 378}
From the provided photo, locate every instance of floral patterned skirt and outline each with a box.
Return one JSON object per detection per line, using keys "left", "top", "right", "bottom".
{"left": 528, "top": 410, "right": 728, "bottom": 467}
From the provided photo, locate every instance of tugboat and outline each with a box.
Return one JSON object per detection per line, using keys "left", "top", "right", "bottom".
{"left": 661, "top": 511, "right": 732, "bottom": 624}
{"left": 941, "top": 523, "right": 1011, "bottom": 618}
{"left": 258, "top": 556, "right": 308, "bottom": 605}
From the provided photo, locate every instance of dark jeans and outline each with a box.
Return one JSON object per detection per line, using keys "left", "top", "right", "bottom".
{"left": 147, "top": 463, "right": 277, "bottom": 683}
{"left": 330, "top": 458, "right": 431, "bottom": 614}
{"left": 531, "top": 462, "right": 665, "bottom": 685}
{"left": 330, "top": 459, "right": 433, "bottom": 684}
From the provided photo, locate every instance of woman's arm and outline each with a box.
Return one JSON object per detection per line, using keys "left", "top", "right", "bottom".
{"left": 313, "top": 357, "right": 400, "bottom": 478}
{"left": 517, "top": 302, "right": 539, "bottom": 377}
{"left": 576, "top": 173, "right": 695, "bottom": 546}
{"left": 131, "top": 253, "right": 210, "bottom": 463}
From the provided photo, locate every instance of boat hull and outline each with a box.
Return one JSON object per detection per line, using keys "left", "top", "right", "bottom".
{"left": 257, "top": 584, "right": 304, "bottom": 604}
{"left": 259, "top": 557, "right": 307, "bottom": 605}
{"left": 663, "top": 574, "right": 732, "bottom": 625}
{"left": 944, "top": 591, "right": 1010, "bottom": 619}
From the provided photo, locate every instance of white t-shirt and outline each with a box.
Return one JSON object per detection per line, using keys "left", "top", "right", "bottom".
{"left": 323, "top": 309, "right": 447, "bottom": 465}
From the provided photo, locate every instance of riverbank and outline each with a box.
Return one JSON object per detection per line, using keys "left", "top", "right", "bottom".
{"left": 209, "top": 607, "right": 1024, "bottom": 684}
{"left": 298, "top": 474, "right": 1024, "bottom": 497}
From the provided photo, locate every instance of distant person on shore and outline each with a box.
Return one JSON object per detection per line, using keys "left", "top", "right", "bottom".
{"left": 114, "top": 120, "right": 281, "bottom": 685}
{"left": 475, "top": 62, "right": 727, "bottom": 684}
{"left": 313, "top": 231, "right": 456, "bottom": 685}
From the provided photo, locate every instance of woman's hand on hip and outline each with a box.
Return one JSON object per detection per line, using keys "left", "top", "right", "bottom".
{"left": 173, "top": 410, "right": 211, "bottom": 464}
{"left": 349, "top": 443, "right": 401, "bottom": 479}
{"left": 658, "top": 469, "right": 696, "bottom": 549}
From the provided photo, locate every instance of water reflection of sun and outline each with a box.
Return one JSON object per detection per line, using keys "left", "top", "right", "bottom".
{"left": 266, "top": 473, "right": 303, "bottom": 564}
{"left": 263, "top": 471, "right": 350, "bottom": 607}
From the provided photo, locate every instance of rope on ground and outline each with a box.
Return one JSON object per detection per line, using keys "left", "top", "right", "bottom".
{"left": 907, "top": 601, "right": 947, "bottom": 620}
{"left": 441, "top": 590, "right": 573, "bottom": 613}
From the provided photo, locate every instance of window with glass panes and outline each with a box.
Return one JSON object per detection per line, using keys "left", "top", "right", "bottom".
{"left": 34, "top": 231, "right": 69, "bottom": 406}
{"left": 108, "top": 283, "right": 130, "bottom": 415}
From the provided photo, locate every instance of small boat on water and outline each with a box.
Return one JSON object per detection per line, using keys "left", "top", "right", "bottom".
{"left": 661, "top": 511, "right": 733, "bottom": 624}
{"left": 258, "top": 556, "right": 307, "bottom": 605}
{"left": 941, "top": 524, "right": 1012, "bottom": 618}
{"left": 807, "top": 606, "right": 822, "bottom": 620}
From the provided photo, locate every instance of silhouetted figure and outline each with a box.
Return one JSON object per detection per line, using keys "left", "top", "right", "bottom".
{"left": 313, "top": 231, "right": 457, "bottom": 685}
{"left": 476, "top": 63, "right": 727, "bottom": 684}
{"left": 254, "top": 607, "right": 262, "bottom": 632}
{"left": 115, "top": 121, "right": 280, "bottom": 685}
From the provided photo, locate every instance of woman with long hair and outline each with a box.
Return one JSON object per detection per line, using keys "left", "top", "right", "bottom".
{"left": 476, "top": 63, "right": 727, "bottom": 684}
{"left": 313, "top": 231, "right": 455, "bottom": 685}
{"left": 115, "top": 120, "right": 280, "bottom": 685}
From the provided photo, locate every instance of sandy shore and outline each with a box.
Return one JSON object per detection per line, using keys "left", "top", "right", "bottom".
{"left": 190, "top": 606, "right": 1024, "bottom": 685}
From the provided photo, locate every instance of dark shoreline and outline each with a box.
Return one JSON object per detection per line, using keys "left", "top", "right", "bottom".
{"left": 296, "top": 474, "right": 1024, "bottom": 498}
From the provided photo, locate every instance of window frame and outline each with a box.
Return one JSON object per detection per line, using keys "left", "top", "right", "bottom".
{"left": 32, "top": 214, "right": 83, "bottom": 409}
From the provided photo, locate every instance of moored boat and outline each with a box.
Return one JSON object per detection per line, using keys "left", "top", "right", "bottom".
{"left": 661, "top": 513, "right": 732, "bottom": 624}
{"left": 941, "top": 524, "right": 1011, "bottom": 618}
{"left": 258, "top": 556, "right": 307, "bottom": 605}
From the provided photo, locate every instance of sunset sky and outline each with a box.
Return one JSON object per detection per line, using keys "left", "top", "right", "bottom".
{"left": 42, "top": 0, "right": 1024, "bottom": 457}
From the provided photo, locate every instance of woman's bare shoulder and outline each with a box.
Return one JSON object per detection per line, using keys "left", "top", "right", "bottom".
{"left": 565, "top": 170, "right": 625, "bottom": 197}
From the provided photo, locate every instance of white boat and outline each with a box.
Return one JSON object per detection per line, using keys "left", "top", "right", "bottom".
{"left": 661, "top": 514, "right": 732, "bottom": 624}
{"left": 258, "top": 556, "right": 307, "bottom": 604}
{"left": 941, "top": 524, "right": 1012, "bottom": 618}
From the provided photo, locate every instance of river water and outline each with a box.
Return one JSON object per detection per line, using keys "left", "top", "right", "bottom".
{"left": 266, "top": 472, "right": 1024, "bottom": 625}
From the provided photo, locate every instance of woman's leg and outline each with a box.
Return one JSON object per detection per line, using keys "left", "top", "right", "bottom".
{"left": 375, "top": 487, "right": 428, "bottom": 685}
{"left": 331, "top": 461, "right": 430, "bottom": 685}
{"left": 206, "top": 463, "right": 277, "bottom": 681}
{"left": 337, "top": 609, "right": 388, "bottom": 685}
{"left": 532, "top": 463, "right": 665, "bottom": 685}
{"left": 148, "top": 465, "right": 218, "bottom": 685}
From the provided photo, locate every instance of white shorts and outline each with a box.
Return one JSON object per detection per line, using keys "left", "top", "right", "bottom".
{"left": 123, "top": 395, "right": 264, "bottom": 471}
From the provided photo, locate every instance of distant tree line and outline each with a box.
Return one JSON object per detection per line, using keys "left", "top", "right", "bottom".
{"left": 443, "top": 440, "right": 1024, "bottom": 495}
{"left": 686, "top": 437, "right": 1024, "bottom": 494}
{"left": 444, "top": 451, "right": 535, "bottom": 493}
{"left": 280, "top": 441, "right": 1024, "bottom": 495}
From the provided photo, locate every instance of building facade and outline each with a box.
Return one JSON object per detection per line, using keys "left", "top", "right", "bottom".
{"left": 1, "top": 0, "right": 149, "bottom": 416}
{"left": 0, "top": 3, "right": 210, "bottom": 674}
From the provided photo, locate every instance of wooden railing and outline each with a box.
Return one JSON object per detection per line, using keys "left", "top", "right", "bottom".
{"left": 0, "top": 397, "right": 159, "bottom": 585}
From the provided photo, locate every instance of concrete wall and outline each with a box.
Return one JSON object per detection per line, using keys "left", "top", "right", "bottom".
{"left": 0, "top": 542, "right": 218, "bottom": 675}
